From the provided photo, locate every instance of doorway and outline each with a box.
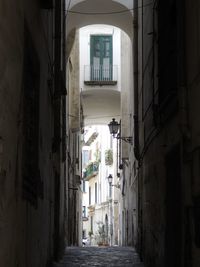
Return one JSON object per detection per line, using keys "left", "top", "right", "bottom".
{"left": 90, "top": 35, "right": 113, "bottom": 81}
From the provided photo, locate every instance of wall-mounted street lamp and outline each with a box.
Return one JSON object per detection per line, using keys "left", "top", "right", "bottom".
{"left": 108, "top": 118, "right": 133, "bottom": 144}
{"left": 107, "top": 174, "right": 120, "bottom": 189}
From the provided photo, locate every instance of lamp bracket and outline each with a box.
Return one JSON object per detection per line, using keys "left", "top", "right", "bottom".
{"left": 114, "top": 134, "right": 132, "bottom": 144}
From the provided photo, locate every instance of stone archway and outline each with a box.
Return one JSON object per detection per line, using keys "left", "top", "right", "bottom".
{"left": 66, "top": 0, "right": 133, "bottom": 39}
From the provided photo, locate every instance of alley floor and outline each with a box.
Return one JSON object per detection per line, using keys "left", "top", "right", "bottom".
{"left": 53, "top": 246, "right": 144, "bottom": 267}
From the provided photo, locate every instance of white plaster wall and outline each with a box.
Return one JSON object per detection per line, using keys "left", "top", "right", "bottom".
{"left": 86, "top": 125, "right": 112, "bottom": 204}
{"left": 78, "top": 21, "right": 133, "bottom": 127}
{"left": 82, "top": 125, "right": 117, "bottom": 243}
{"left": 79, "top": 24, "right": 121, "bottom": 92}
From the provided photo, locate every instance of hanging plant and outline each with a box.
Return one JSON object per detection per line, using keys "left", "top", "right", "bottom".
{"left": 105, "top": 149, "right": 113, "bottom": 166}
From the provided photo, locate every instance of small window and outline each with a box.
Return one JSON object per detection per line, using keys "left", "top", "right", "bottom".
{"left": 82, "top": 206, "right": 86, "bottom": 217}
{"left": 82, "top": 230, "right": 86, "bottom": 239}
{"left": 82, "top": 180, "right": 86, "bottom": 192}
{"left": 95, "top": 182, "right": 97, "bottom": 203}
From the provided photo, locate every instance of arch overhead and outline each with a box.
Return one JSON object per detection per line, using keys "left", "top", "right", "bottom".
{"left": 66, "top": 0, "right": 133, "bottom": 39}
{"left": 66, "top": 0, "right": 133, "bottom": 127}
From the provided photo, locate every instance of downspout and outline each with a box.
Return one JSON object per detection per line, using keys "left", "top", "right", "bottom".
{"left": 133, "top": 0, "right": 140, "bottom": 161}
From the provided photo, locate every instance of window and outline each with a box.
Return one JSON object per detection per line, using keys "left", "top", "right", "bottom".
{"left": 82, "top": 206, "right": 86, "bottom": 217}
{"left": 82, "top": 179, "right": 86, "bottom": 192}
{"left": 90, "top": 35, "right": 113, "bottom": 81}
{"left": 82, "top": 150, "right": 90, "bottom": 167}
{"left": 95, "top": 182, "right": 97, "bottom": 203}
{"left": 82, "top": 230, "right": 86, "bottom": 239}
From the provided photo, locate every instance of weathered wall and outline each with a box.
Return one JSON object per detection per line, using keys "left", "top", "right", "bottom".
{"left": 121, "top": 30, "right": 133, "bottom": 159}
{"left": 185, "top": 1, "right": 200, "bottom": 266}
{"left": 120, "top": 27, "right": 137, "bottom": 249}
{"left": 0, "top": 2, "right": 25, "bottom": 266}
{"left": 68, "top": 30, "right": 80, "bottom": 131}
{"left": 136, "top": 0, "right": 200, "bottom": 266}
{"left": 0, "top": 1, "right": 65, "bottom": 266}
{"left": 66, "top": 29, "right": 82, "bottom": 246}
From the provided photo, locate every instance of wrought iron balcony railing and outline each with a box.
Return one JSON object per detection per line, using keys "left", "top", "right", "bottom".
{"left": 84, "top": 65, "right": 118, "bottom": 85}
{"left": 83, "top": 161, "right": 99, "bottom": 181}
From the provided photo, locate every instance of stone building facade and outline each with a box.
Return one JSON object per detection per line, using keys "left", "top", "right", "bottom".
{"left": 0, "top": 1, "right": 72, "bottom": 266}
{"left": 133, "top": 1, "right": 200, "bottom": 266}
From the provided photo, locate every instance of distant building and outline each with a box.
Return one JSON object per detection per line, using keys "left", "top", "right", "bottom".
{"left": 82, "top": 125, "right": 120, "bottom": 246}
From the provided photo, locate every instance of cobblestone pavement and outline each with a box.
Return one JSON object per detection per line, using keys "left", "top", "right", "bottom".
{"left": 53, "top": 246, "right": 144, "bottom": 267}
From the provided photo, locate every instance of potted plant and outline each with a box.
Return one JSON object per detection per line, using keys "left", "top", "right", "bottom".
{"left": 105, "top": 149, "right": 113, "bottom": 166}
{"left": 95, "top": 221, "right": 109, "bottom": 246}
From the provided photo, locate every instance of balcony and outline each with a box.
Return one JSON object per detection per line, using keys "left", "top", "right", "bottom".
{"left": 84, "top": 65, "right": 118, "bottom": 86}
{"left": 83, "top": 161, "right": 99, "bottom": 181}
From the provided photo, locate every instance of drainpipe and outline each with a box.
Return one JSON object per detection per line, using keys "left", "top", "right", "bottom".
{"left": 133, "top": 0, "right": 140, "bottom": 161}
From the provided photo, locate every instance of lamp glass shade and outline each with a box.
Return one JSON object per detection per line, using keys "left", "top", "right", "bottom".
{"left": 108, "top": 174, "right": 113, "bottom": 184}
{"left": 108, "top": 118, "right": 119, "bottom": 136}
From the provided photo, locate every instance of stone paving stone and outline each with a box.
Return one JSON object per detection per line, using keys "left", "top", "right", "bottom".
{"left": 53, "top": 246, "right": 144, "bottom": 267}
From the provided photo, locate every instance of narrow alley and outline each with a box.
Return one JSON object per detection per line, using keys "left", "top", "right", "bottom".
{"left": 53, "top": 247, "right": 144, "bottom": 267}
{"left": 1, "top": 0, "right": 200, "bottom": 267}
